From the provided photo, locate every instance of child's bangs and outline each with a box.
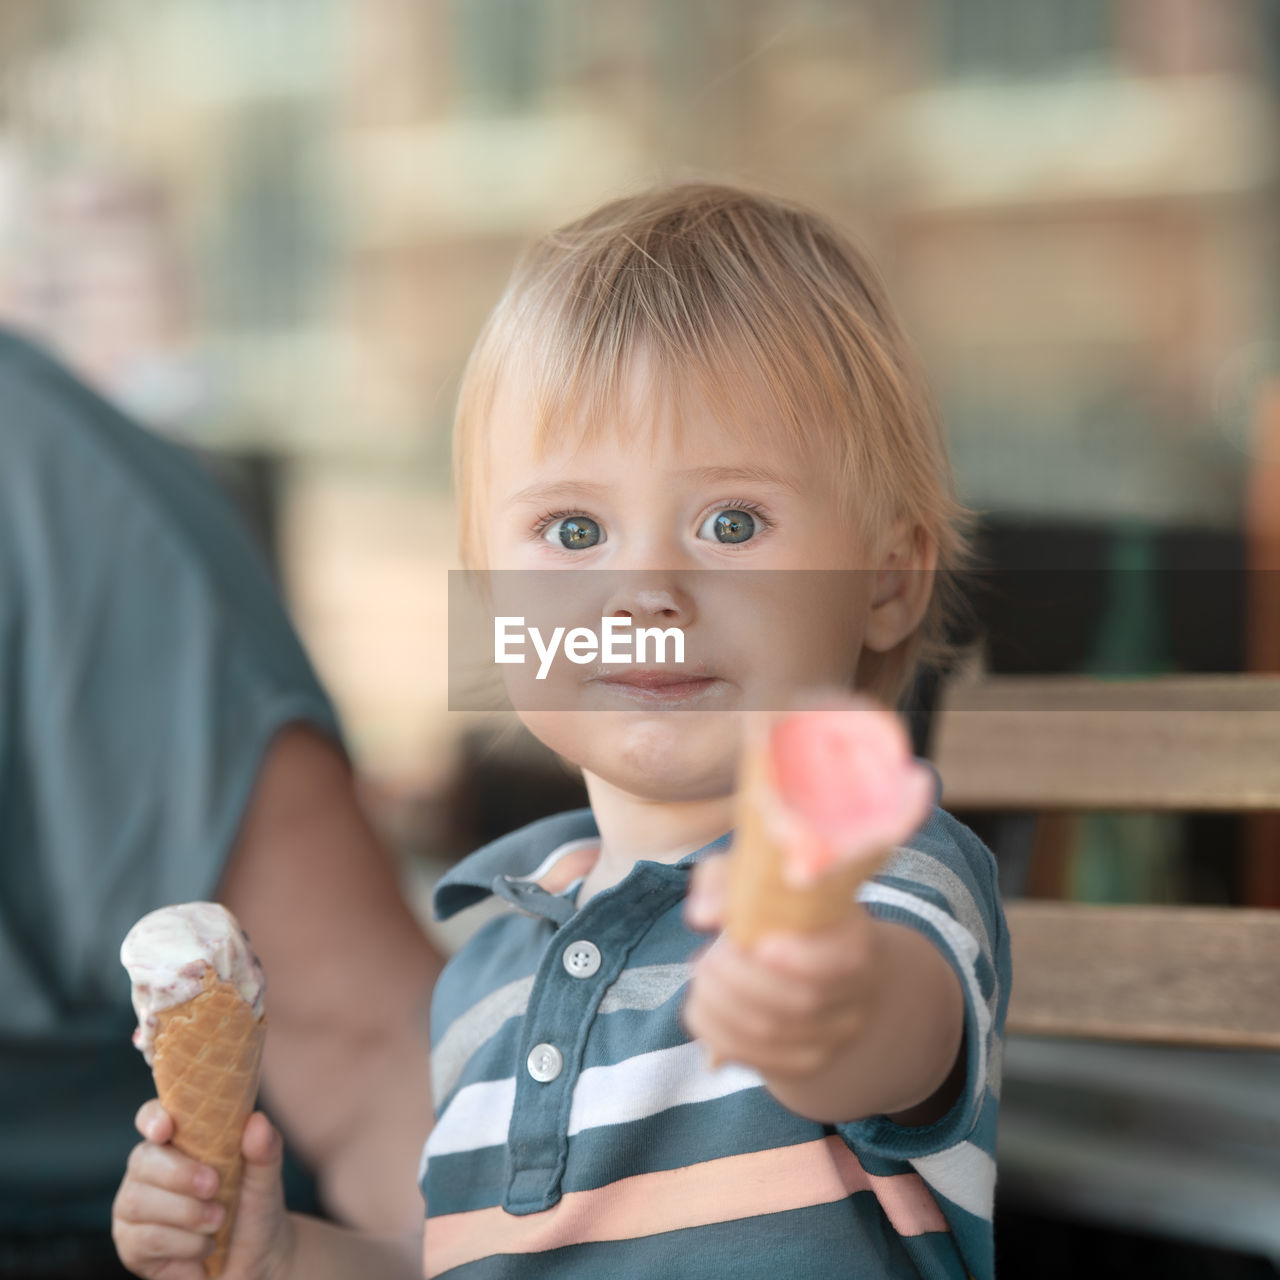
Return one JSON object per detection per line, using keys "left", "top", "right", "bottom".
{"left": 518, "top": 266, "right": 856, "bottom": 478}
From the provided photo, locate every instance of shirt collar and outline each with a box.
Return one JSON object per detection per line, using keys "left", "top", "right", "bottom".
{"left": 433, "top": 757, "right": 943, "bottom": 922}
{"left": 434, "top": 808, "right": 600, "bottom": 921}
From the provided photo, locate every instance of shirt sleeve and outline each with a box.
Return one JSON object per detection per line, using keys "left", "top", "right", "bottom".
{"left": 836, "top": 808, "right": 1010, "bottom": 1167}
{"left": 0, "top": 331, "right": 344, "bottom": 1036}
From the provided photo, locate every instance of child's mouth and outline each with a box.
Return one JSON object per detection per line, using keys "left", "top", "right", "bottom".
{"left": 591, "top": 669, "right": 723, "bottom": 705}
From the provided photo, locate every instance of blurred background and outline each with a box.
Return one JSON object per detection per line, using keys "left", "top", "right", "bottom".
{"left": 2, "top": 0, "right": 1275, "bottom": 778}
{"left": 1, "top": 1, "right": 1277, "bottom": 1271}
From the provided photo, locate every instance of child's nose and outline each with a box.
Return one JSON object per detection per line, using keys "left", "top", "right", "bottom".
{"left": 603, "top": 577, "right": 696, "bottom": 628}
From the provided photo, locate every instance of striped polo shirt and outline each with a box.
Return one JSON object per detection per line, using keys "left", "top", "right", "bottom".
{"left": 421, "top": 788, "right": 1009, "bottom": 1279}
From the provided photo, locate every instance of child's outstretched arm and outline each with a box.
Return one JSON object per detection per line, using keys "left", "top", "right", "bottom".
{"left": 683, "top": 702, "right": 966, "bottom": 1126}
{"left": 112, "top": 1102, "right": 422, "bottom": 1280}
{"left": 684, "top": 866, "right": 965, "bottom": 1125}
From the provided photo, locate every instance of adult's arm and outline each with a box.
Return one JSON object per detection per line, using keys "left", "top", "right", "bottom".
{"left": 219, "top": 724, "right": 445, "bottom": 1231}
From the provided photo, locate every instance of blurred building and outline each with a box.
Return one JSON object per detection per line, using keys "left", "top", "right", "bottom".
{"left": 0, "top": 0, "right": 1275, "bottom": 779}
{"left": 887, "top": 0, "right": 1277, "bottom": 528}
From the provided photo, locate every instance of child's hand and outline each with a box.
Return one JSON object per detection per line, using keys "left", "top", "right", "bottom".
{"left": 112, "top": 1101, "right": 293, "bottom": 1280}
{"left": 683, "top": 855, "right": 965, "bottom": 1125}
{"left": 683, "top": 855, "right": 880, "bottom": 1084}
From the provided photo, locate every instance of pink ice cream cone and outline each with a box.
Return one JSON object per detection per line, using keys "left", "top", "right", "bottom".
{"left": 725, "top": 696, "right": 934, "bottom": 946}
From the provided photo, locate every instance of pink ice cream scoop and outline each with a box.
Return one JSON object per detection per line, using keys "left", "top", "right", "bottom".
{"left": 767, "top": 698, "right": 934, "bottom": 883}
{"left": 725, "top": 696, "right": 934, "bottom": 944}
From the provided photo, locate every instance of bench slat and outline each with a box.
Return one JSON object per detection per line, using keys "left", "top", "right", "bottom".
{"left": 935, "top": 675, "right": 1280, "bottom": 811}
{"left": 1006, "top": 902, "right": 1280, "bottom": 1048}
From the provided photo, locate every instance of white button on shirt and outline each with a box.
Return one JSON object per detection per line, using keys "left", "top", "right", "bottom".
{"left": 562, "top": 940, "right": 602, "bottom": 978}
{"left": 527, "top": 1042, "right": 564, "bottom": 1083}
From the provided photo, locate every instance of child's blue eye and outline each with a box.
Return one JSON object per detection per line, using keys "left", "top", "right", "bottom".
{"left": 699, "top": 508, "right": 757, "bottom": 545}
{"left": 543, "top": 515, "right": 603, "bottom": 550}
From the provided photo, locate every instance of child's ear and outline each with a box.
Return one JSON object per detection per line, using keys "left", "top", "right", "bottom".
{"left": 863, "top": 520, "right": 937, "bottom": 653}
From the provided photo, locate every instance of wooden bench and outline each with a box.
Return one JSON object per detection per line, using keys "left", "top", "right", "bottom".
{"left": 933, "top": 673, "right": 1280, "bottom": 1047}
{"left": 930, "top": 673, "right": 1280, "bottom": 1258}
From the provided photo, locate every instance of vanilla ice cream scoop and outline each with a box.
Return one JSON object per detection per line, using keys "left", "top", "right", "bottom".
{"left": 121, "top": 902, "right": 266, "bottom": 1064}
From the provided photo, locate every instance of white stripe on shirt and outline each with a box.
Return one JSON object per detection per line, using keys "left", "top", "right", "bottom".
{"left": 858, "top": 881, "right": 992, "bottom": 1120}
{"left": 910, "top": 1141, "right": 997, "bottom": 1221}
{"left": 427, "top": 1041, "right": 763, "bottom": 1158}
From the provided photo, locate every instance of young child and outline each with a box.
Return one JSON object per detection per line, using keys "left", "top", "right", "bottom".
{"left": 113, "top": 182, "right": 1009, "bottom": 1280}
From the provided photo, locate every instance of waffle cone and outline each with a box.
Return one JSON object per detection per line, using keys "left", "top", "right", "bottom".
{"left": 725, "top": 726, "right": 885, "bottom": 947}
{"left": 152, "top": 967, "right": 266, "bottom": 1276}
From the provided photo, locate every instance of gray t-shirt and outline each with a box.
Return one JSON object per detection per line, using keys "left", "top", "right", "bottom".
{"left": 0, "top": 329, "right": 341, "bottom": 1231}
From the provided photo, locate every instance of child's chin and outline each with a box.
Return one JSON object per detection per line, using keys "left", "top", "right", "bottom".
{"left": 605, "top": 714, "right": 740, "bottom": 801}
{"left": 518, "top": 707, "right": 742, "bottom": 801}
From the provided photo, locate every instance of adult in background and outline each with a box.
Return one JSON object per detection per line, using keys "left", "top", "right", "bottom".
{"left": 0, "top": 329, "right": 444, "bottom": 1278}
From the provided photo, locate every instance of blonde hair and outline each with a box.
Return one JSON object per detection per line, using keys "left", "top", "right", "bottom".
{"left": 453, "top": 180, "right": 975, "bottom": 706}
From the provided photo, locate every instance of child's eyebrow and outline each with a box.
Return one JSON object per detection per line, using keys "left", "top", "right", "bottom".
{"left": 508, "top": 480, "right": 608, "bottom": 508}
{"left": 677, "top": 465, "right": 799, "bottom": 493}
{"left": 508, "top": 467, "right": 798, "bottom": 509}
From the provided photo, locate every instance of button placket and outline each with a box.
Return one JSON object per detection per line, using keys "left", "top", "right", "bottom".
{"left": 503, "top": 863, "right": 691, "bottom": 1216}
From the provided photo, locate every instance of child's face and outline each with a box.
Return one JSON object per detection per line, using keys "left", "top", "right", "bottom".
{"left": 477, "top": 359, "right": 910, "bottom": 805}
